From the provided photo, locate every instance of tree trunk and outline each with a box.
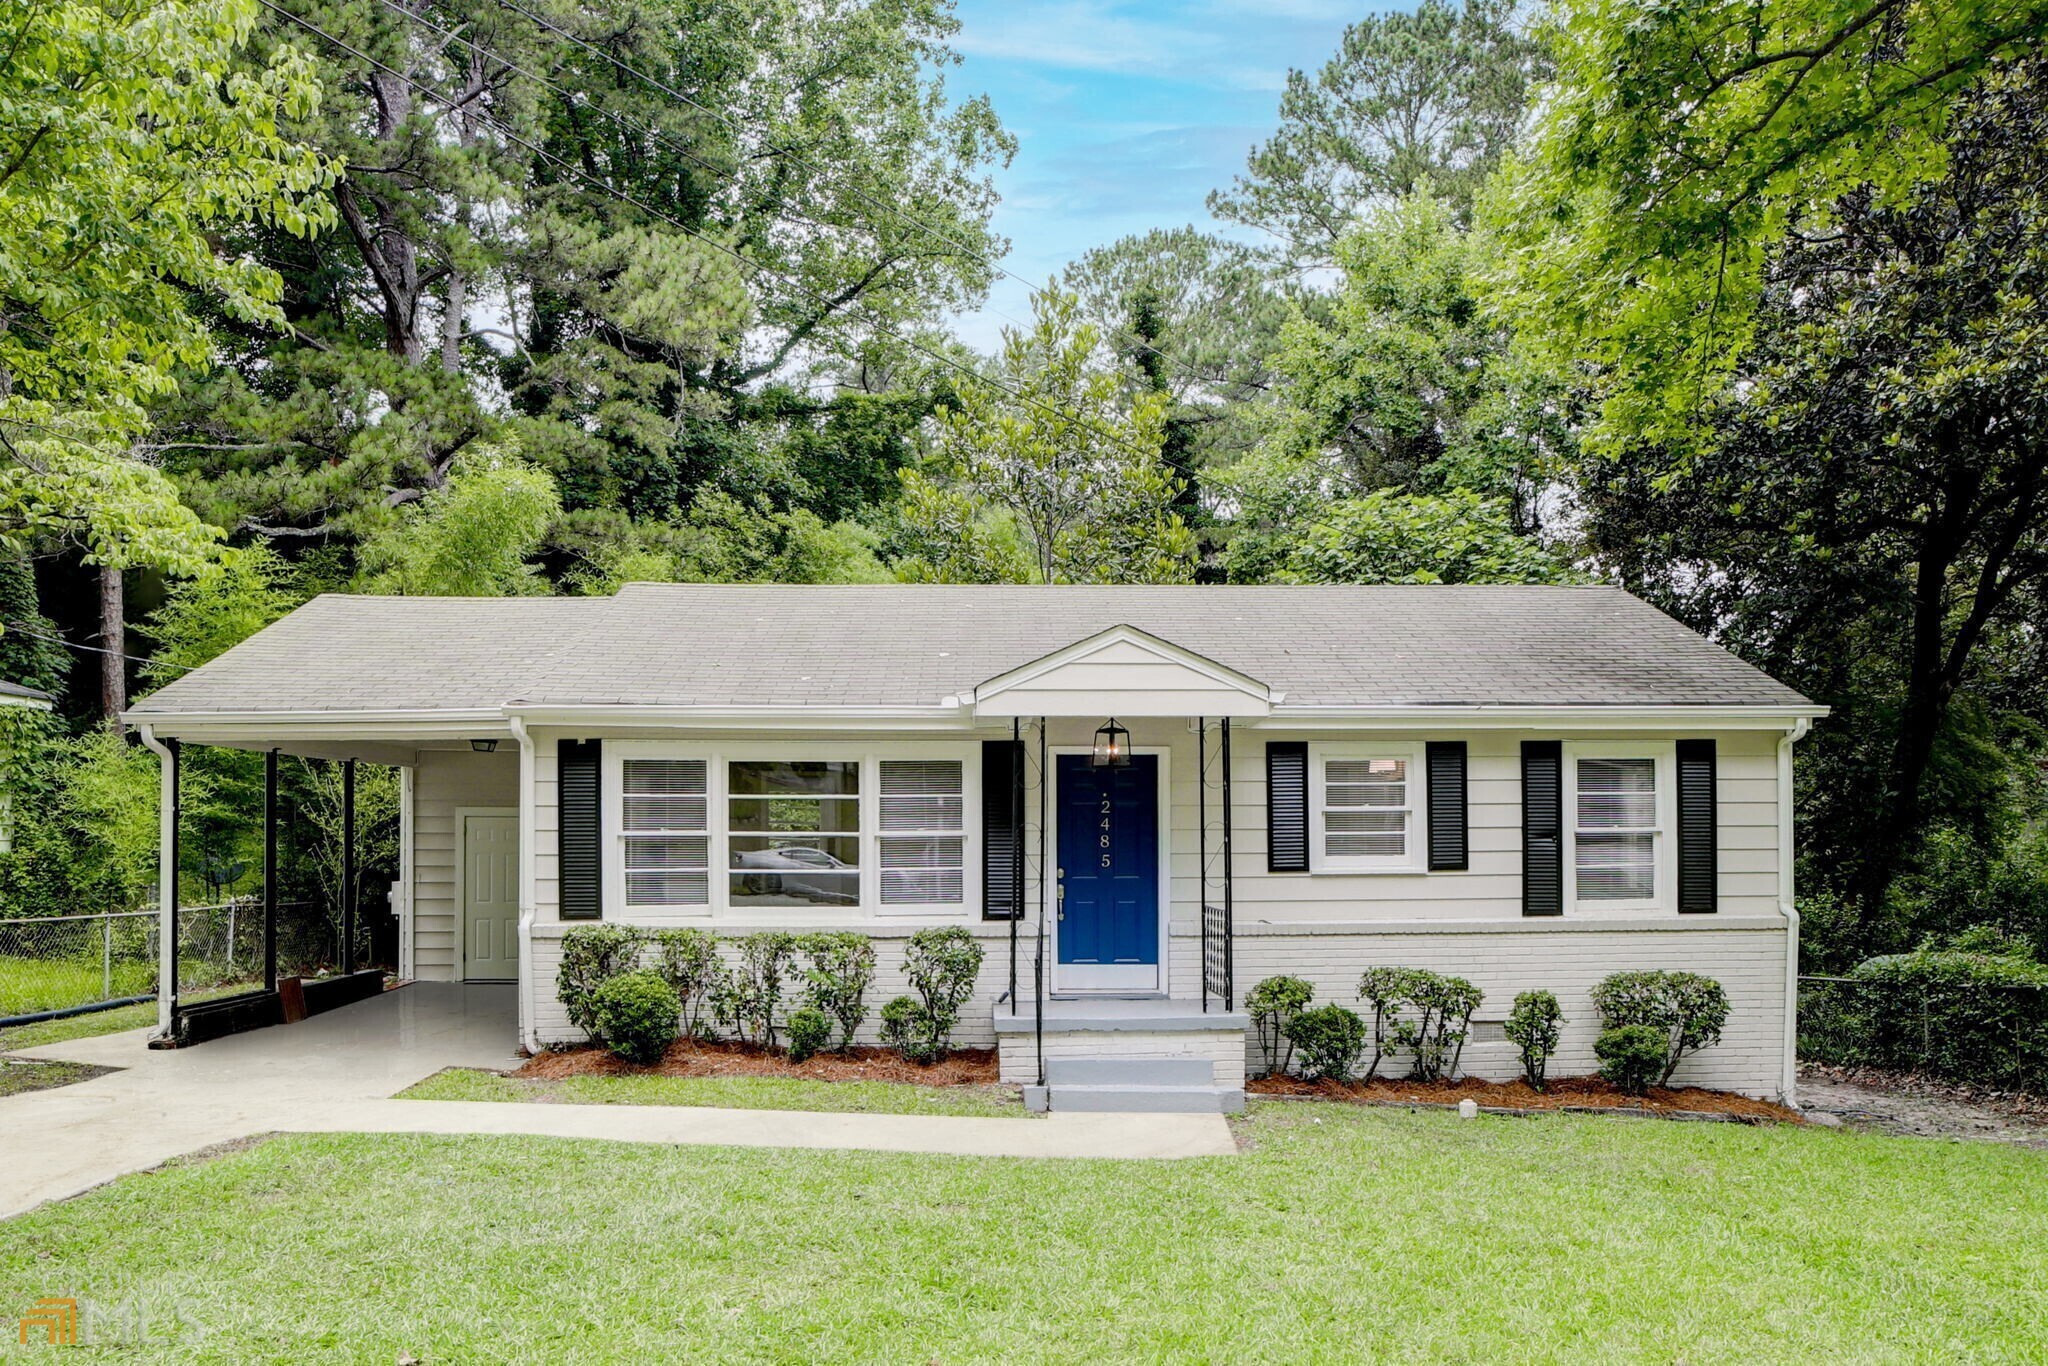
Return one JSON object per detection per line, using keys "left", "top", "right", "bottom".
{"left": 97, "top": 562, "right": 125, "bottom": 730}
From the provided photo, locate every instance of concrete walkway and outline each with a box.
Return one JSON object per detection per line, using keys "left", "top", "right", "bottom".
{"left": 0, "top": 983, "right": 1236, "bottom": 1220}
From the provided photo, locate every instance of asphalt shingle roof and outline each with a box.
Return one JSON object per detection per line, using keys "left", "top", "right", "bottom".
{"left": 129, "top": 584, "right": 1813, "bottom": 716}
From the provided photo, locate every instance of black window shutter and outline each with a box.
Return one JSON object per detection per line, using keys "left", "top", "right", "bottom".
{"left": 1677, "top": 739, "right": 1718, "bottom": 913}
{"left": 1425, "top": 741, "right": 1468, "bottom": 871}
{"left": 981, "top": 739, "right": 1024, "bottom": 920}
{"left": 558, "top": 739, "right": 602, "bottom": 921}
{"left": 1267, "top": 742, "right": 1310, "bottom": 873}
{"left": 1521, "top": 741, "right": 1563, "bottom": 916}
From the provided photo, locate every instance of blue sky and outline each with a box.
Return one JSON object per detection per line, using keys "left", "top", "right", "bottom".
{"left": 944, "top": 0, "right": 1365, "bottom": 351}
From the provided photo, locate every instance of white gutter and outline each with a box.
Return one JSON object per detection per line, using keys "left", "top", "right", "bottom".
{"left": 1777, "top": 717, "right": 1812, "bottom": 1106}
{"left": 137, "top": 725, "right": 176, "bottom": 1041}
{"left": 509, "top": 715, "right": 540, "bottom": 1055}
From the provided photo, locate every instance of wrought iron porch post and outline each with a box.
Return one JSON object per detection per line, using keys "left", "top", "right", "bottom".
{"left": 1009, "top": 717, "right": 1022, "bottom": 1014}
{"left": 1035, "top": 716, "right": 1047, "bottom": 1088}
{"left": 1199, "top": 716, "right": 1209, "bottom": 1014}
{"left": 1221, "top": 717, "right": 1235, "bottom": 1012}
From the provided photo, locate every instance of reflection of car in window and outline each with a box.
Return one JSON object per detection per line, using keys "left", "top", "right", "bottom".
{"left": 733, "top": 844, "right": 857, "bottom": 904}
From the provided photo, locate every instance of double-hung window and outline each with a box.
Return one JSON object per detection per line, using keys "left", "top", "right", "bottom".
{"left": 1310, "top": 744, "right": 1424, "bottom": 871}
{"left": 610, "top": 746, "right": 972, "bottom": 914}
{"left": 620, "top": 759, "right": 709, "bottom": 908}
{"left": 877, "top": 759, "right": 966, "bottom": 905}
{"left": 1567, "top": 744, "right": 1673, "bottom": 910}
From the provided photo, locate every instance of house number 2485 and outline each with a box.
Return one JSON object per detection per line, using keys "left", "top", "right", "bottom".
{"left": 1100, "top": 798, "right": 1112, "bottom": 867}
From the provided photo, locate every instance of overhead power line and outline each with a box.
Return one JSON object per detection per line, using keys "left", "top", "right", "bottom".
{"left": 255, "top": 0, "right": 1165, "bottom": 466}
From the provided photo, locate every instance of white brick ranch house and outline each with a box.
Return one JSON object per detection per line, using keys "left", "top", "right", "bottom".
{"left": 125, "top": 584, "right": 1824, "bottom": 1110}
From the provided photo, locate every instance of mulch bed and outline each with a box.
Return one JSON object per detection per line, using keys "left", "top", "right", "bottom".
{"left": 518, "top": 1038, "right": 1002, "bottom": 1088}
{"left": 1247, "top": 1072, "right": 1801, "bottom": 1124}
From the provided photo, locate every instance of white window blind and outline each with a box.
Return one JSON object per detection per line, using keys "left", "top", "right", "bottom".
{"left": 621, "top": 758, "right": 708, "bottom": 907}
{"left": 1321, "top": 756, "right": 1410, "bottom": 863}
{"left": 878, "top": 759, "right": 965, "bottom": 904}
{"left": 1575, "top": 757, "right": 1657, "bottom": 901}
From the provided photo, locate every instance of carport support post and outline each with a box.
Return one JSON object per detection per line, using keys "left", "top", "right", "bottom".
{"left": 263, "top": 749, "right": 278, "bottom": 990}
{"left": 342, "top": 758, "right": 357, "bottom": 974}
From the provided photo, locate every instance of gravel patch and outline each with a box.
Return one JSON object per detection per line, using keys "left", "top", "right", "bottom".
{"left": 1797, "top": 1063, "right": 2048, "bottom": 1147}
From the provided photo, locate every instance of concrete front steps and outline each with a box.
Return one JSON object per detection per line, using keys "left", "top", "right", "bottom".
{"left": 993, "top": 997, "right": 1249, "bottom": 1114}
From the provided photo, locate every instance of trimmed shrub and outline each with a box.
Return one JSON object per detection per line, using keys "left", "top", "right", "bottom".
{"left": 880, "top": 994, "right": 940, "bottom": 1065}
{"left": 589, "top": 970, "right": 680, "bottom": 1065}
{"left": 785, "top": 1006, "right": 833, "bottom": 1064}
{"left": 1807, "top": 944, "right": 2048, "bottom": 1092}
{"left": 1592, "top": 970, "right": 1730, "bottom": 1086}
{"left": 719, "top": 931, "right": 797, "bottom": 1047}
{"left": 1357, "top": 966, "right": 1484, "bottom": 1082}
{"left": 650, "top": 927, "right": 721, "bottom": 1039}
{"left": 1284, "top": 1004, "right": 1368, "bottom": 1082}
{"left": 1247, "top": 975, "right": 1314, "bottom": 1077}
{"left": 901, "top": 926, "right": 983, "bottom": 1060}
{"left": 1595, "top": 1024, "right": 1667, "bottom": 1096}
{"left": 557, "top": 925, "right": 650, "bottom": 1040}
{"left": 797, "top": 931, "right": 877, "bottom": 1051}
{"left": 1503, "top": 990, "right": 1564, "bottom": 1091}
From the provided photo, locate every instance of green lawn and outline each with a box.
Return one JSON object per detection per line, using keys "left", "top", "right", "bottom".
{"left": 0, "top": 952, "right": 153, "bottom": 1017}
{"left": 4, "top": 1105, "right": 2044, "bottom": 1361}
{"left": 398, "top": 1065, "right": 1026, "bottom": 1117}
{"left": 0, "top": 998, "right": 158, "bottom": 1052}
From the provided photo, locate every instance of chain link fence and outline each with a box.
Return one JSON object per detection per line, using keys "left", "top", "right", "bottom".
{"left": 2, "top": 897, "right": 381, "bottom": 1023}
{"left": 1800, "top": 974, "right": 2048, "bottom": 1094}
{"left": 0, "top": 911, "right": 159, "bottom": 1019}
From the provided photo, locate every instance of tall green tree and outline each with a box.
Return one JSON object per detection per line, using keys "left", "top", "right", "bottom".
{"left": 1586, "top": 60, "right": 2048, "bottom": 935}
{"left": 1059, "top": 227, "right": 1288, "bottom": 478}
{"left": 1209, "top": 0, "right": 1547, "bottom": 269}
{"left": 1220, "top": 192, "right": 1577, "bottom": 580}
{"left": 1490, "top": 0, "right": 2048, "bottom": 461}
{"left": 0, "top": 0, "right": 332, "bottom": 573}
{"left": 896, "top": 293, "right": 1194, "bottom": 585}
{"left": 171, "top": 0, "right": 1012, "bottom": 566}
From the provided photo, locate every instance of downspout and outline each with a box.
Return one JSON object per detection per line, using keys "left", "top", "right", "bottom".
{"left": 510, "top": 716, "right": 541, "bottom": 1055}
{"left": 395, "top": 764, "right": 416, "bottom": 980}
{"left": 1778, "top": 718, "right": 1811, "bottom": 1105}
{"left": 138, "top": 725, "right": 176, "bottom": 1040}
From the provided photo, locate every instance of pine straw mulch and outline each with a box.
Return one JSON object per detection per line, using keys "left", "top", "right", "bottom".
{"left": 517, "top": 1037, "right": 1001, "bottom": 1087}
{"left": 1247, "top": 1072, "right": 1801, "bottom": 1124}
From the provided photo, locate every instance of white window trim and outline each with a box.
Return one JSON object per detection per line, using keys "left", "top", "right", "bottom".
{"left": 1309, "top": 741, "right": 1427, "bottom": 874}
{"left": 600, "top": 739, "right": 980, "bottom": 922}
{"left": 1563, "top": 740, "right": 1678, "bottom": 915}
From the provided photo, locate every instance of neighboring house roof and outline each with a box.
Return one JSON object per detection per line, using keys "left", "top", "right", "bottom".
{"left": 128, "top": 583, "right": 1816, "bottom": 718}
{"left": 0, "top": 679, "right": 54, "bottom": 708}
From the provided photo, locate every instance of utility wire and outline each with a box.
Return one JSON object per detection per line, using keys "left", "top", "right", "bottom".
{"left": 483, "top": 0, "right": 1228, "bottom": 393}
{"left": 256, "top": 0, "right": 1163, "bottom": 465}
{"left": 3, "top": 621, "right": 194, "bottom": 673}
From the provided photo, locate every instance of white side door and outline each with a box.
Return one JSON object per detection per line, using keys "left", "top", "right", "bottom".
{"left": 461, "top": 813, "right": 520, "bottom": 981}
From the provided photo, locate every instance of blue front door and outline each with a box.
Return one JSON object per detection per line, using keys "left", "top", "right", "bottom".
{"left": 1057, "top": 753, "right": 1160, "bottom": 990}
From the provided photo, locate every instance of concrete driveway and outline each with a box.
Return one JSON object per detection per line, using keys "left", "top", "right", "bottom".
{"left": 2, "top": 982, "right": 1235, "bottom": 1219}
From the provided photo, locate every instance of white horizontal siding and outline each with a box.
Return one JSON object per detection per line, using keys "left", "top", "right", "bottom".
{"left": 409, "top": 748, "right": 518, "bottom": 982}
